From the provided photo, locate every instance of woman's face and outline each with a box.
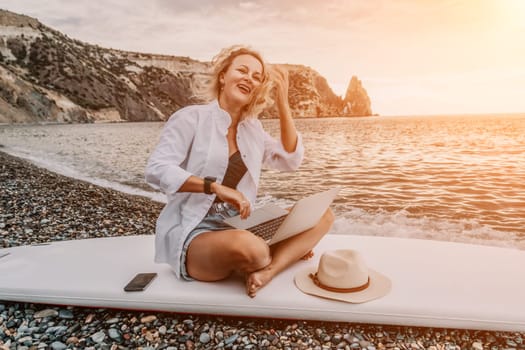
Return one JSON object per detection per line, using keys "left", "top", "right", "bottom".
{"left": 220, "top": 54, "right": 264, "bottom": 108}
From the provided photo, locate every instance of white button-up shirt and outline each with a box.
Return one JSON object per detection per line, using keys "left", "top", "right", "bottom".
{"left": 145, "top": 100, "right": 304, "bottom": 277}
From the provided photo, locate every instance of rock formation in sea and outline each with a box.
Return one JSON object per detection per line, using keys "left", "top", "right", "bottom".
{"left": 342, "top": 76, "right": 372, "bottom": 117}
{"left": 0, "top": 9, "right": 373, "bottom": 123}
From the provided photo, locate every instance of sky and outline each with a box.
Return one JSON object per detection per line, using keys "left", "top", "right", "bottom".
{"left": 1, "top": 0, "right": 524, "bottom": 116}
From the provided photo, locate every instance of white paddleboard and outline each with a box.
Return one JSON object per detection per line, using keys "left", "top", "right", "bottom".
{"left": 0, "top": 234, "right": 524, "bottom": 331}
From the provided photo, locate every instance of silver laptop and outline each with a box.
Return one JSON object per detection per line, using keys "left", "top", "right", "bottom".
{"left": 223, "top": 187, "right": 340, "bottom": 245}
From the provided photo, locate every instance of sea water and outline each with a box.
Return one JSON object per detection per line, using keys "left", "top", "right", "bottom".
{"left": 1, "top": 113, "right": 524, "bottom": 250}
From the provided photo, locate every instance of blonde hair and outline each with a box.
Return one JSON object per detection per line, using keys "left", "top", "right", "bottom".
{"left": 205, "top": 45, "right": 273, "bottom": 120}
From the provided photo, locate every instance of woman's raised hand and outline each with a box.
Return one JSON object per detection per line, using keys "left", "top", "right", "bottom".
{"left": 269, "top": 65, "right": 290, "bottom": 113}
{"left": 269, "top": 65, "right": 298, "bottom": 152}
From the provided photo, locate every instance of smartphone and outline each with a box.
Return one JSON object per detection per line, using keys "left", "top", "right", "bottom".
{"left": 124, "top": 272, "right": 157, "bottom": 292}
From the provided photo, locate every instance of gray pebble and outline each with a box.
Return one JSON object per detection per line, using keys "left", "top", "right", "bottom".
{"left": 91, "top": 330, "right": 106, "bottom": 343}
{"left": 50, "top": 341, "right": 67, "bottom": 350}
{"left": 183, "top": 319, "right": 194, "bottom": 329}
{"left": 105, "top": 317, "right": 120, "bottom": 324}
{"left": 58, "top": 309, "right": 73, "bottom": 319}
{"left": 225, "top": 333, "right": 239, "bottom": 345}
{"left": 46, "top": 325, "right": 68, "bottom": 335}
{"left": 67, "top": 323, "right": 80, "bottom": 334}
{"left": 333, "top": 334, "right": 342, "bottom": 343}
{"left": 200, "top": 332, "right": 211, "bottom": 344}
{"left": 17, "top": 325, "right": 30, "bottom": 335}
{"left": 108, "top": 328, "right": 121, "bottom": 341}
{"left": 17, "top": 336, "right": 32, "bottom": 345}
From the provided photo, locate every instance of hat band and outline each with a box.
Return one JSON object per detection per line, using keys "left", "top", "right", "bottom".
{"left": 309, "top": 273, "right": 370, "bottom": 293}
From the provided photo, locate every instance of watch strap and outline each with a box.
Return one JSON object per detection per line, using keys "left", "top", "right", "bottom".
{"left": 204, "top": 176, "right": 216, "bottom": 194}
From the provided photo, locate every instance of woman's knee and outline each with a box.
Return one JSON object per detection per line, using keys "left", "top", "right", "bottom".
{"left": 322, "top": 207, "right": 335, "bottom": 227}
{"left": 229, "top": 230, "right": 271, "bottom": 272}
{"left": 309, "top": 207, "right": 335, "bottom": 240}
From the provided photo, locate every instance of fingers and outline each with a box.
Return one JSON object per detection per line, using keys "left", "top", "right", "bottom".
{"left": 239, "top": 200, "right": 251, "bottom": 219}
{"left": 269, "top": 65, "right": 288, "bottom": 82}
{"left": 271, "top": 64, "right": 286, "bottom": 75}
{"left": 216, "top": 185, "right": 251, "bottom": 219}
{"left": 269, "top": 66, "right": 289, "bottom": 106}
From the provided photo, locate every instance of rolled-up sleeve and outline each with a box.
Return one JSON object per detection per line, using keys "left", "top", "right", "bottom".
{"left": 145, "top": 109, "right": 197, "bottom": 196}
{"left": 262, "top": 130, "right": 304, "bottom": 171}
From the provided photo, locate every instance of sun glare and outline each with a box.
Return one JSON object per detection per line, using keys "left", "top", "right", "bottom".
{"left": 500, "top": 0, "right": 525, "bottom": 24}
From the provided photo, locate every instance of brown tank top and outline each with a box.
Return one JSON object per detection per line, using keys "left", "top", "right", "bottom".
{"left": 214, "top": 150, "right": 248, "bottom": 203}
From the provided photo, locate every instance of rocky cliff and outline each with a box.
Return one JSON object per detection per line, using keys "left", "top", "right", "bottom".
{"left": 0, "top": 9, "right": 373, "bottom": 123}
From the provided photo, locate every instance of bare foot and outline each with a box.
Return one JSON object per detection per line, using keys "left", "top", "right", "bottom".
{"left": 245, "top": 266, "right": 275, "bottom": 298}
{"left": 301, "top": 250, "right": 314, "bottom": 260}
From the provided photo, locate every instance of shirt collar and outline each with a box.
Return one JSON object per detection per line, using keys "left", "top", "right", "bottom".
{"left": 210, "top": 99, "right": 232, "bottom": 130}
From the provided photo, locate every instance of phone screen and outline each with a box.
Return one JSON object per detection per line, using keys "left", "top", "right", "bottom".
{"left": 124, "top": 272, "right": 157, "bottom": 292}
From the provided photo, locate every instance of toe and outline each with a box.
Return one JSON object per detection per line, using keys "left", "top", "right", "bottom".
{"left": 301, "top": 250, "right": 314, "bottom": 260}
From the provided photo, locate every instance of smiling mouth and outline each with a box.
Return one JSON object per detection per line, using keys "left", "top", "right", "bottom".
{"left": 237, "top": 84, "right": 251, "bottom": 94}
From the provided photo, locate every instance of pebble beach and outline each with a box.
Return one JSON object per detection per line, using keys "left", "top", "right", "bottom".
{"left": 1, "top": 150, "right": 524, "bottom": 350}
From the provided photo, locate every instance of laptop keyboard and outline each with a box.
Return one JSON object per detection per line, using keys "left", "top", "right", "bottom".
{"left": 248, "top": 215, "right": 287, "bottom": 241}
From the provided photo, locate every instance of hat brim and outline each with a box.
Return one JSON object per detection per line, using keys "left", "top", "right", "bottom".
{"left": 294, "top": 266, "right": 391, "bottom": 303}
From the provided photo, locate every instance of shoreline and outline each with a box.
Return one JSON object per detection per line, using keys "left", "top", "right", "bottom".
{"left": 1, "top": 151, "right": 524, "bottom": 349}
{"left": 0, "top": 113, "right": 377, "bottom": 127}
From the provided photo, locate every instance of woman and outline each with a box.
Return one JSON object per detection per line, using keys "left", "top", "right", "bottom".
{"left": 145, "top": 45, "right": 334, "bottom": 297}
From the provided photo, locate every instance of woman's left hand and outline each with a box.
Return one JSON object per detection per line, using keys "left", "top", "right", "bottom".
{"left": 269, "top": 65, "right": 290, "bottom": 114}
{"left": 269, "top": 65, "right": 298, "bottom": 152}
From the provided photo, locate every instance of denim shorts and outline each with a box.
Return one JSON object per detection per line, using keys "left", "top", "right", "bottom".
{"left": 180, "top": 202, "right": 240, "bottom": 281}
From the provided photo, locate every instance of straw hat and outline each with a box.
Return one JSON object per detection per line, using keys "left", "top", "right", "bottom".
{"left": 294, "top": 249, "right": 391, "bottom": 303}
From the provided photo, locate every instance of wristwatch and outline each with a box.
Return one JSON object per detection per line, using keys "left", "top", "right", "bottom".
{"left": 204, "top": 176, "right": 216, "bottom": 194}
